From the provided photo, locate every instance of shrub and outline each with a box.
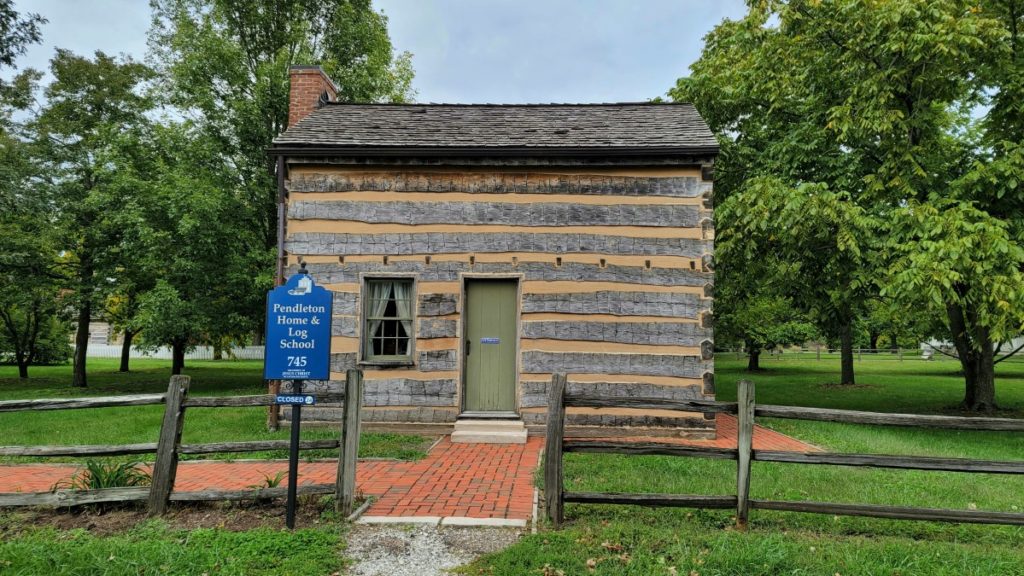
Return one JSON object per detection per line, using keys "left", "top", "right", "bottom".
{"left": 52, "top": 460, "right": 152, "bottom": 491}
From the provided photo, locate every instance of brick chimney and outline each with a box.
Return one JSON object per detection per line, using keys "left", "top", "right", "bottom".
{"left": 288, "top": 65, "right": 338, "bottom": 127}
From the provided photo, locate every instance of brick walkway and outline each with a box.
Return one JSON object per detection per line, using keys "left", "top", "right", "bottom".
{"left": 0, "top": 415, "right": 815, "bottom": 520}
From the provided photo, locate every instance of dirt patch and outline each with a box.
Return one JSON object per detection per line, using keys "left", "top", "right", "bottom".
{"left": 2, "top": 498, "right": 335, "bottom": 537}
{"left": 346, "top": 524, "right": 522, "bottom": 576}
{"left": 817, "top": 383, "right": 876, "bottom": 390}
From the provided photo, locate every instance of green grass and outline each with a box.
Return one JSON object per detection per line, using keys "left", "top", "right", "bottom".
{"left": 466, "top": 355, "right": 1024, "bottom": 575}
{"left": 0, "top": 359, "right": 431, "bottom": 462}
{"left": 0, "top": 514, "right": 346, "bottom": 576}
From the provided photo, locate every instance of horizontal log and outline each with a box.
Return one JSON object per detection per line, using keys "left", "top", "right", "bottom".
{"left": 523, "top": 411, "right": 715, "bottom": 429}
{"left": 522, "top": 292, "right": 703, "bottom": 318}
{"left": 750, "top": 499, "right": 1024, "bottom": 526}
{"left": 417, "top": 318, "right": 458, "bottom": 339}
{"left": 522, "top": 351, "right": 710, "bottom": 378}
{"left": 521, "top": 381, "right": 708, "bottom": 409}
{"left": 418, "top": 349, "right": 457, "bottom": 372}
{"left": 564, "top": 394, "right": 736, "bottom": 414}
{"left": 183, "top": 393, "right": 345, "bottom": 408}
{"left": 0, "top": 487, "right": 149, "bottom": 507}
{"left": 0, "top": 443, "right": 157, "bottom": 457}
{"left": 0, "top": 394, "right": 166, "bottom": 413}
{"left": 302, "top": 260, "right": 711, "bottom": 288}
{"left": 564, "top": 440, "right": 737, "bottom": 460}
{"left": 333, "top": 291, "right": 358, "bottom": 314}
{"left": 281, "top": 378, "right": 457, "bottom": 407}
{"left": 170, "top": 483, "right": 335, "bottom": 502}
{"left": 755, "top": 405, "right": 1024, "bottom": 431}
{"left": 563, "top": 492, "right": 737, "bottom": 509}
{"left": 288, "top": 232, "right": 710, "bottom": 259}
{"left": 299, "top": 405, "right": 457, "bottom": 423}
{"left": 331, "top": 316, "right": 358, "bottom": 337}
{"left": 419, "top": 293, "right": 458, "bottom": 316}
{"left": 755, "top": 450, "right": 1024, "bottom": 474}
{"left": 178, "top": 439, "right": 340, "bottom": 455}
{"left": 290, "top": 200, "right": 702, "bottom": 228}
{"left": 331, "top": 353, "right": 359, "bottom": 373}
{"left": 366, "top": 378, "right": 456, "bottom": 407}
{"left": 287, "top": 172, "right": 708, "bottom": 198}
{"left": 523, "top": 321, "right": 710, "bottom": 345}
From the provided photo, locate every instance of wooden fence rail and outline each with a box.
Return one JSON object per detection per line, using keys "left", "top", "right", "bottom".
{"left": 545, "top": 376, "right": 1024, "bottom": 528}
{"left": 0, "top": 370, "right": 364, "bottom": 517}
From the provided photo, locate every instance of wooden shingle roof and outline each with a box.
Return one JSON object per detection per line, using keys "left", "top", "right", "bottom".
{"left": 273, "top": 102, "right": 718, "bottom": 155}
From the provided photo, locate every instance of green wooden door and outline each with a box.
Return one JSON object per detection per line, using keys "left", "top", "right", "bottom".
{"left": 463, "top": 280, "right": 518, "bottom": 413}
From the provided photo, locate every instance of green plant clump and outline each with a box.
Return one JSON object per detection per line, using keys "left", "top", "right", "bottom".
{"left": 52, "top": 460, "right": 151, "bottom": 491}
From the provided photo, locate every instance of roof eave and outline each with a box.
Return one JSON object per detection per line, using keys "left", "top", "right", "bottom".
{"left": 267, "top": 144, "right": 720, "bottom": 158}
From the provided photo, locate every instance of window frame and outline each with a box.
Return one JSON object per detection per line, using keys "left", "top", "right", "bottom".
{"left": 359, "top": 276, "right": 416, "bottom": 366}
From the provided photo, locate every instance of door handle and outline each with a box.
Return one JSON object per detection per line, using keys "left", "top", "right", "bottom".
{"left": 465, "top": 339, "right": 470, "bottom": 356}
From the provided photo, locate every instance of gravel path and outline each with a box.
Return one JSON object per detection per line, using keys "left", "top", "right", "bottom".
{"left": 346, "top": 524, "right": 522, "bottom": 576}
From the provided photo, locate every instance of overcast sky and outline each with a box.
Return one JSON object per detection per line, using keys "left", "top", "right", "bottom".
{"left": 13, "top": 0, "right": 745, "bottom": 103}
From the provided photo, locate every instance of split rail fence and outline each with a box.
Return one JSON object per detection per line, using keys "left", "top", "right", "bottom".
{"left": 544, "top": 374, "right": 1024, "bottom": 528}
{"left": 0, "top": 370, "right": 364, "bottom": 515}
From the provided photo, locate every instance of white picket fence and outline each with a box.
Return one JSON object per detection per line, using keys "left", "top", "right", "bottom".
{"left": 83, "top": 344, "right": 264, "bottom": 360}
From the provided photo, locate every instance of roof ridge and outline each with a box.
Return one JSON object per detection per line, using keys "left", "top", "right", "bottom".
{"left": 322, "top": 101, "right": 697, "bottom": 107}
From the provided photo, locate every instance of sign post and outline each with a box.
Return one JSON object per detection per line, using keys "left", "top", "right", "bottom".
{"left": 264, "top": 264, "right": 332, "bottom": 529}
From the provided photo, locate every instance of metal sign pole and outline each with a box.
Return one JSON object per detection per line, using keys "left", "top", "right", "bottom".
{"left": 286, "top": 379, "right": 303, "bottom": 530}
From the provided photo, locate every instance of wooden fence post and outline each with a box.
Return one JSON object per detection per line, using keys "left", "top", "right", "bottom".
{"left": 148, "top": 375, "right": 190, "bottom": 515}
{"left": 336, "top": 369, "right": 363, "bottom": 515}
{"left": 267, "top": 380, "right": 281, "bottom": 431}
{"left": 736, "top": 379, "right": 755, "bottom": 529}
{"left": 544, "top": 373, "right": 567, "bottom": 527}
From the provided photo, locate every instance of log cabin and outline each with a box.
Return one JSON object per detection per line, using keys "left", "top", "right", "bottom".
{"left": 270, "top": 65, "right": 717, "bottom": 443}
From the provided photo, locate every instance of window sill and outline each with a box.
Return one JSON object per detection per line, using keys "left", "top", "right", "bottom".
{"left": 358, "top": 359, "right": 415, "bottom": 368}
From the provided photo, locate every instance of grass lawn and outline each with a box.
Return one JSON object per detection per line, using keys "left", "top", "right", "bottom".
{"left": 0, "top": 358, "right": 431, "bottom": 462}
{"left": 0, "top": 510, "right": 348, "bottom": 575}
{"left": 466, "top": 355, "right": 1024, "bottom": 575}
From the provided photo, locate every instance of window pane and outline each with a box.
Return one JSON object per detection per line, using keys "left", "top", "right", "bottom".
{"left": 364, "top": 279, "right": 413, "bottom": 360}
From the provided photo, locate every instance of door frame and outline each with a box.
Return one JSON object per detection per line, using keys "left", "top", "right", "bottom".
{"left": 458, "top": 273, "right": 523, "bottom": 416}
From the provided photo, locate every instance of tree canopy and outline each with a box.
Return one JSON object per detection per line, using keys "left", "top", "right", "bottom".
{"left": 675, "top": 0, "right": 1024, "bottom": 409}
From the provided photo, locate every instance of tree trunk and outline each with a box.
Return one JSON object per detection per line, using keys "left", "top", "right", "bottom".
{"left": 839, "top": 321, "right": 855, "bottom": 385}
{"left": 890, "top": 333, "right": 899, "bottom": 353}
{"left": 213, "top": 341, "right": 223, "bottom": 361}
{"left": 119, "top": 329, "right": 135, "bottom": 372}
{"left": 17, "top": 358, "right": 28, "bottom": 379}
{"left": 947, "top": 299, "right": 997, "bottom": 412}
{"left": 171, "top": 340, "right": 185, "bottom": 375}
{"left": 745, "top": 339, "right": 761, "bottom": 371}
{"left": 868, "top": 330, "right": 880, "bottom": 353}
{"left": 71, "top": 299, "right": 90, "bottom": 388}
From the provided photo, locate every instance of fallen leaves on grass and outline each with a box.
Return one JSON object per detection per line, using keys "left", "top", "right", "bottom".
{"left": 539, "top": 564, "right": 565, "bottom": 576}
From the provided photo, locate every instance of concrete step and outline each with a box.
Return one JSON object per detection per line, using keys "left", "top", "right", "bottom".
{"left": 452, "top": 419, "right": 527, "bottom": 431}
{"left": 451, "top": 418, "right": 528, "bottom": 444}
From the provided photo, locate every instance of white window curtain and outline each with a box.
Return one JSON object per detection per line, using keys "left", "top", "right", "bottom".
{"left": 364, "top": 281, "right": 392, "bottom": 358}
{"left": 392, "top": 281, "right": 414, "bottom": 339}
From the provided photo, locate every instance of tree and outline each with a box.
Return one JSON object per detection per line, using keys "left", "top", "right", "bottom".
{"left": 0, "top": 189, "right": 69, "bottom": 378}
{"left": 31, "top": 50, "right": 155, "bottom": 387}
{"left": 674, "top": 0, "right": 1020, "bottom": 406}
{"left": 671, "top": 7, "right": 881, "bottom": 385}
{"left": 125, "top": 122, "right": 260, "bottom": 375}
{"left": 0, "top": 1, "right": 66, "bottom": 379}
{"left": 148, "top": 0, "right": 414, "bottom": 316}
{"left": 0, "top": 0, "right": 44, "bottom": 89}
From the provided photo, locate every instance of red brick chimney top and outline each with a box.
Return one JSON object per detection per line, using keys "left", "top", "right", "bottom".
{"left": 288, "top": 65, "right": 339, "bottom": 128}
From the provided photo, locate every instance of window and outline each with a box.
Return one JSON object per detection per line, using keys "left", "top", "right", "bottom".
{"left": 362, "top": 279, "right": 414, "bottom": 363}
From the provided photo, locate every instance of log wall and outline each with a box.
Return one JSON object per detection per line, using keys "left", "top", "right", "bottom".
{"left": 283, "top": 165, "right": 715, "bottom": 435}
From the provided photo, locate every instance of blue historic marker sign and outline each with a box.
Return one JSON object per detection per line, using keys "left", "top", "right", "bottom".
{"left": 264, "top": 271, "right": 332, "bottom": 380}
